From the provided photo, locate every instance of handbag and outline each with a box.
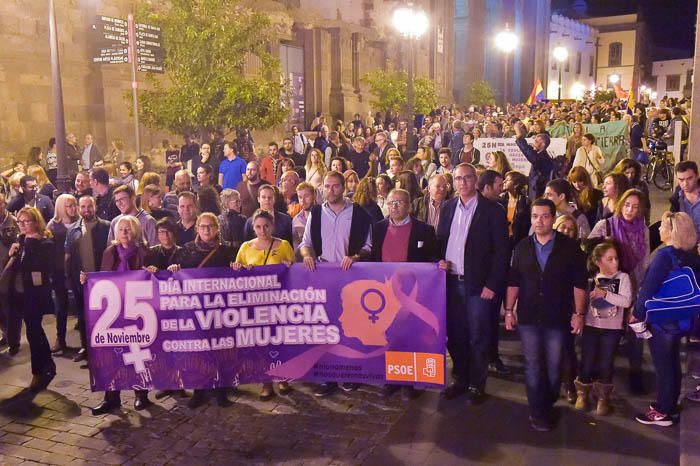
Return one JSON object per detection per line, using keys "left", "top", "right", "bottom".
{"left": 584, "top": 148, "right": 604, "bottom": 186}
{"left": 644, "top": 252, "right": 700, "bottom": 333}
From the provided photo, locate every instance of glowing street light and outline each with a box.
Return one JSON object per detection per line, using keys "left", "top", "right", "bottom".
{"left": 552, "top": 46, "right": 568, "bottom": 100}
{"left": 609, "top": 73, "right": 620, "bottom": 85}
{"left": 495, "top": 25, "right": 519, "bottom": 106}
{"left": 392, "top": 6, "right": 428, "bottom": 120}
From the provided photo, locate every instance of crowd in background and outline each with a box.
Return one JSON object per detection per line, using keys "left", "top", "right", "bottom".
{"left": 1, "top": 93, "right": 699, "bottom": 432}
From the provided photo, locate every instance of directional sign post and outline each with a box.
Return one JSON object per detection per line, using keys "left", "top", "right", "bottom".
{"left": 136, "top": 23, "right": 165, "bottom": 73}
{"left": 90, "top": 16, "right": 129, "bottom": 64}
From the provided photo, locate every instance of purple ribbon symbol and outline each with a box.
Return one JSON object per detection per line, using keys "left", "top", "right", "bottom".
{"left": 361, "top": 288, "right": 386, "bottom": 324}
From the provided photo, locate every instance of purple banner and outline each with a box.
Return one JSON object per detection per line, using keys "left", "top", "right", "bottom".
{"left": 85, "top": 263, "right": 446, "bottom": 391}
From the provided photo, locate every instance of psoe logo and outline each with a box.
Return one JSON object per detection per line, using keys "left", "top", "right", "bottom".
{"left": 385, "top": 351, "right": 445, "bottom": 384}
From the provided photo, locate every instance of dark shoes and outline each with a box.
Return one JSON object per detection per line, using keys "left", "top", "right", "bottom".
{"left": 488, "top": 359, "right": 511, "bottom": 375}
{"left": 464, "top": 387, "right": 486, "bottom": 405}
{"left": 73, "top": 348, "right": 87, "bottom": 363}
{"left": 441, "top": 382, "right": 467, "bottom": 400}
{"left": 259, "top": 384, "right": 276, "bottom": 401}
{"left": 278, "top": 382, "right": 292, "bottom": 396}
{"left": 188, "top": 390, "right": 208, "bottom": 409}
{"left": 92, "top": 399, "right": 121, "bottom": 415}
{"left": 339, "top": 382, "right": 359, "bottom": 392}
{"left": 314, "top": 382, "right": 338, "bottom": 397}
{"left": 50, "top": 341, "right": 67, "bottom": 356}
{"left": 29, "top": 371, "right": 55, "bottom": 393}
{"left": 216, "top": 389, "right": 232, "bottom": 407}
{"left": 154, "top": 389, "right": 187, "bottom": 400}
{"left": 134, "top": 393, "right": 153, "bottom": 411}
{"left": 529, "top": 415, "right": 553, "bottom": 432}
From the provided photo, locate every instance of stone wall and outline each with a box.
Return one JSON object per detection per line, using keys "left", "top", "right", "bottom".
{"left": 0, "top": 0, "right": 455, "bottom": 165}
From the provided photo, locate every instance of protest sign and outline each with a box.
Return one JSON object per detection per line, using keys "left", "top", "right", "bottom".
{"left": 584, "top": 121, "right": 628, "bottom": 172}
{"left": 85, "top": 263, "right": 446, "bottom": 391}
{"left": 474, "top": 137, "right": 566, "bottom": 175}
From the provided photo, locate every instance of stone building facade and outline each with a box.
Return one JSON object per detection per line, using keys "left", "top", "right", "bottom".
{"left": 0, "top": 0, "right": 454, "bottom": 162}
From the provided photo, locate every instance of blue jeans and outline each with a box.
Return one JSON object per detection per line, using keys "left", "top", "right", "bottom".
{"left": 648, "top": 326, "right": 682, "bottom": 415}
{"left": 519, "top": 325, "right": 566, "bottom": 419}
{"left": 446, "top": 277, "right": 493, "bottom": 391}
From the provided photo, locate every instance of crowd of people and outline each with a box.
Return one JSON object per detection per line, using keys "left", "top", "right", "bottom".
{"left": 1, "top": 94, "right": 699, "bottom": 433}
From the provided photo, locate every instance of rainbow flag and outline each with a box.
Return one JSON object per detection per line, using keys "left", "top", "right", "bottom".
{"left": 526, "top": 79, "right": 544, "bottom": 105}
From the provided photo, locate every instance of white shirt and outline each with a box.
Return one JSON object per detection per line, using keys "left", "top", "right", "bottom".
{"left": 300, "top": 199, "right": 371, "bottom": 262}
{"left": 445, "top": 196, "right": 478, "bottom": 275}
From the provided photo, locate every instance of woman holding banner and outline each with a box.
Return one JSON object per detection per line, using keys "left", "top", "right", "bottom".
{"left": 87, "top": 215, "right": 152, "bottom": 415}
{"left": 167, "top": 212, "right": 236, "bottom": 409}
{"left": 232, "top": 209, "right": 294, "bottom": 401}
{"left": 7, "top": 207, "right": 56, "bottom": 392}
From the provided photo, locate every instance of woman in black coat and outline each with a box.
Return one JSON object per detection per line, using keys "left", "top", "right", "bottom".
{"left": 8, "top": 207, "right": 56, "bottom": 392}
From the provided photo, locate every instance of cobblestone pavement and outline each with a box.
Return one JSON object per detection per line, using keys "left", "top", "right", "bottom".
{"left": 0, "top": 315, "right": 681, "bottom": 465}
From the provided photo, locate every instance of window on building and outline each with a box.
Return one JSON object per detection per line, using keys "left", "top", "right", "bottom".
{"left": 609, "top": 42, "right": 622, "bottom": 67}
{"left": 589, "top": 55, "right": 594, "bottom": 77}
{"left": 667, "top": 74, "right": 681, "bottom": 92}
{"left": 576, "top": 52, "right": 582, "bottom": 75}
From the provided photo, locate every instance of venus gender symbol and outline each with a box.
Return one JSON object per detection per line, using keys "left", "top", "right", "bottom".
{"left": 361, "top": 288, "right": 386, "bottom": 324}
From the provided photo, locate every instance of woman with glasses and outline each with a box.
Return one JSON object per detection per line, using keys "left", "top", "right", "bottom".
{"left": 232, "top": 209, "right": 294, "bottom": 401}
{"left": 167, "top": 213, "right": 236, "bottom": 409}
{"left": 218, "top": 189, "right": 246, "bottom": 255}
{"left": 8, "top": 207, "right": 56, "bottom": 392}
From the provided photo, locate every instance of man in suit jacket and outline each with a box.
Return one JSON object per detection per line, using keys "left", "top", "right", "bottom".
{"left": 436, "top": 163, "right": 510, "bottom": 404}
{"left": 504, "top": 198, "right": 586, "bottom": 431}
{"left": 82, "top": 134, "right": 102, "bottom": 170}
{"left": 372, "top": 188, "right": 437, "bottom": 263}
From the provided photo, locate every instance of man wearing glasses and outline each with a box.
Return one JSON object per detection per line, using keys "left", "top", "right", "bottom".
{"left": 7, "top": 175, "right": 54, "bottom": 223}
{"left": 436, "top": 163, "right": 510, "bottom": 405}
{"left": 106, "top": 185, "right": 157, "bottom": 246}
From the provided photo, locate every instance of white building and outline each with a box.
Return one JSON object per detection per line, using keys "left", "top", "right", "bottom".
{"left": 547, "top": 14, "right": 598, "bottom": 100}
{"left": 651, "top": 58, "right": 693, "bottom": 100}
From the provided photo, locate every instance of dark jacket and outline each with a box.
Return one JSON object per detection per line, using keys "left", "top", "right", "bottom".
{"left": 66, "top": 218, "right": 111, "bottom": 292}
{"left": 9, "top": 236, "right": 55, "bottom": 314}
{"left": 371, "top": 217, "right": 437, "bottom": 263}
{"left": 65, "top": 143, "right": 81, "bottom": 175}
{"left": 145, "top": 245, "right": 183, "bottom": 270}
{"left": 508, "top": 232, "right": 588, "bottom": 328}
{"left": 362, "top": 202, "right": 385, "bottom": 224}
{"left": 515, "top": 137, "right": 553, "bottom": 198}
{"left": 243, "top": 211, "right": 293, "bottom": 244}
{"left": 8, "top": 194, "right": 54, "bottom": 224}
{"left": 452, "top": 147, "right": 481, "bottom": 166}
{"left": 177, "top": 241, "right": 236, "bottom": 269}
{"left": 95, "top": 187, "right": 120, "bottom": 222}
{"left": 219, "top": 211, "right": 246, "bottom": 252}
{"left": 499, "top": 191, "right": 531, "bottom": 247}
{"left": 436, "top": 193, "right": 510, "bottom": 295}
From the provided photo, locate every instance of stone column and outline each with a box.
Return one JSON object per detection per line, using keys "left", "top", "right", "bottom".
{"left": 328, "top": 27, "right": 356, "bottom": 122}
{"left": 687, "top": 0, "right": 700, "bottom": 163}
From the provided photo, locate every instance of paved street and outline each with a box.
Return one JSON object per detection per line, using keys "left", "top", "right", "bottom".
{"left": 0, "top": 312, "right": 682, "bottom": 466}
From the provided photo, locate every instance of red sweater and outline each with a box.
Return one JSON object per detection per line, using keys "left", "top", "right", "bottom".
{"left": 381, "top": 220, "right": 411, "bottom": 262}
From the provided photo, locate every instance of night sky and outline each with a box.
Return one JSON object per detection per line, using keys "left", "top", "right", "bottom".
{"left": 552, "top": 0, "right": 697, "bottom": 59}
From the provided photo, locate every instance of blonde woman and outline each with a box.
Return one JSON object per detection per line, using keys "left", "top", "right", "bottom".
{"left": 486, "top": 151, "right": 513, "bottom": 176}
{"left": 304, "top": 149, "right": 326, "bottom": 189}
{"left": 8, "top": 207, "right": 56, "bottom": 392}
{"left": 46, "top": 194, "right": 79, "bottom": 354}
{"left": 632, "top": 212, "right": 700, "bottom": 427}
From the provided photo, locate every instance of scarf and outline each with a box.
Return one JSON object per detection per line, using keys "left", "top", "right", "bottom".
{"left": 609, "top": 215, "right": 646, "bottom": 273}
{"left": 116, "top": 243, "right": 138, "bottom": 272}
{"left": 194, "top": 237, "right": 218, "bottom": 253}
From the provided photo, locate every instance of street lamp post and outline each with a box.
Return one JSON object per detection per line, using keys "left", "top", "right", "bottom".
{"left": 49, "top": 0, "right": 69, "bottom": 193}
{"left": 553, "top": 46, "right": 568, "bottom": 101}
{"left": 392, "top": 6, "right": 428, "bottom": 123}
{"left": 495, "top": 25, "right": 518, "bottom": 108}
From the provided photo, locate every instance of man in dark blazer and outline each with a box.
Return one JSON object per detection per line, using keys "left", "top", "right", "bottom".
{"left": 371, "top": 188, "right": 437, "bottom": 263}
{"left": 504, "top": 198, "right": 586, "bottom": 432}
{"left": 436, "top": 163, "right": 510, "bottom": 404}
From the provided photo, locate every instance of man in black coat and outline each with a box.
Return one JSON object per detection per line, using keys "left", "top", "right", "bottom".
{"left": 505, "top": 198, "right": 586, "bottom": 431}
{"left": 514, "top": 121, "right": 554, "bottom": 199}
{"left": 371, "top": 188, "right": 437, "bottom": 263}
{"left": 436, "top": 163, "right": 510, "bottom": 404}
{"left": 8, "top": 175, "right": 54, "bottom": 223}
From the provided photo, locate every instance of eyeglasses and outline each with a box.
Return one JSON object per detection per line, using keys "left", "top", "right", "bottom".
{"left": 17, "top": 219, "right": 35, "bottom": 225}
{"left": 387, "top": 200, "right": 407, "bottom": 206}
{"left": 198, "top": 224, "right": 215, "bottom": 230}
